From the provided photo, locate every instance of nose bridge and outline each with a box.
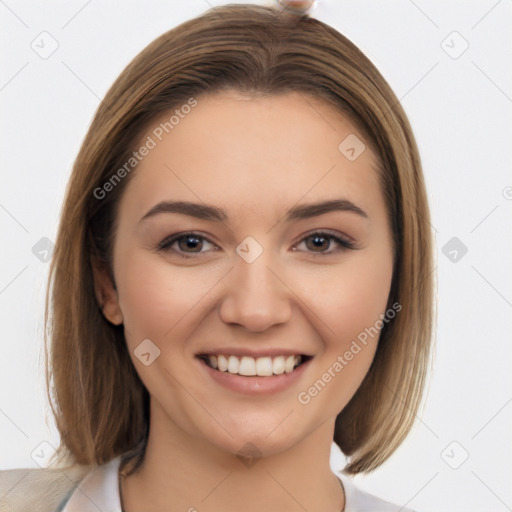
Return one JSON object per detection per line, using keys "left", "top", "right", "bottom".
{"left": 235, "top": 247, "right": 276, "bottom": 296}
{"left": 219, "top": 237, "right": 291, "bottom": 332}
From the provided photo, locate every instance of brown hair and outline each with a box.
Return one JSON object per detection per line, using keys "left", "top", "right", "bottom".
{"left": 45, "top": 3, "right": 434, "bottom": 476}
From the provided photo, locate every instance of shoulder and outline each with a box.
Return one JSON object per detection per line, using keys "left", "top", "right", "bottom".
{"left": 337, "top": 472, "right": 418, "bottom": 512}
{"left": 0, "top": 465, "right": 91, "bottom": 512}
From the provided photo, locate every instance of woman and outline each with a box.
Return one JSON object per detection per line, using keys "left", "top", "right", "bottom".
{"left": 0, "top": 3, "right": 434, "bottom": 511}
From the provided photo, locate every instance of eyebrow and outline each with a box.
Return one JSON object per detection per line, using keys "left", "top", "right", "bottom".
{"left": 139, "top": 198, "right": 368, "bottom": 224}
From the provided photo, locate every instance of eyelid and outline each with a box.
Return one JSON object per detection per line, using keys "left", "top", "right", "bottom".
{"left": 157, "top": 229, "right": 357, "bottom": 258}
{"left": 156, "top": 231, "right": 218, "bottom": 257}
{"left": 293, "top": 228, "right": 355, "bottom": 248}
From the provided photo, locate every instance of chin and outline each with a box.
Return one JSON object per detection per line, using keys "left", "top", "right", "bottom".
{"left": 202, "top": 412, "right": 314, "bottom": 462}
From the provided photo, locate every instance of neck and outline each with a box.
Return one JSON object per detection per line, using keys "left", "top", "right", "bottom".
{"left": 120, "top": 403, "right": 345, "bottom": 512}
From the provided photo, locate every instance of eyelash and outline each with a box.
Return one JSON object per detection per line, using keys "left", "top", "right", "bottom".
{"left": 157, "top": 231, "right": 356, "bottom": 259}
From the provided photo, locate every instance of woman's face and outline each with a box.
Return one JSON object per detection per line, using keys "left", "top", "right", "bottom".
{"left": 101, "top": 91, "right": 394, "bottom": 458}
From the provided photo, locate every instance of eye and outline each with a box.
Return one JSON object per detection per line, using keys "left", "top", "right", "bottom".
{"left": 157, "top": 230, "right": 356, "bottom": 259}
{"left": 157, "top": 232, "right": 217, "bottom": 258}
{"left": 294, "top": 231, "right": 356, "bottom": 255}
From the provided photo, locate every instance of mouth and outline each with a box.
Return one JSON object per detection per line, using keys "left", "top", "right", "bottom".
{"left": 196, "top": 353, "right": 313, "bottom": 377}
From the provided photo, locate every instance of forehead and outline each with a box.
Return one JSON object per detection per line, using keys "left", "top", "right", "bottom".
{"left": 118, "top": 91, "right": 384, "bottom": 226}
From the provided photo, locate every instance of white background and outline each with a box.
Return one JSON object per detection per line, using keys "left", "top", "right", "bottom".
{"left": 1, "top": 1, "right": 511, "bottom": 511}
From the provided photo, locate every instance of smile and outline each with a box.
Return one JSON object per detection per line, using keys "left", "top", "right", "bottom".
{"left": 198, "top": 354, "right": 309, "bottom": 377}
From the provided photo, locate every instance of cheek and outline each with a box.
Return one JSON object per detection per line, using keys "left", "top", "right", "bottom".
{"left": 115, "top": 250, "right": 226, "bottom": 345}
{"left": 114, "top": 253, "right": 222, "bottom": 400}
{"left": 295, "top": 256, "right": 393, "bottom": 417}
{"left": 299, "top": 252, "right": 393, "bottom": 346}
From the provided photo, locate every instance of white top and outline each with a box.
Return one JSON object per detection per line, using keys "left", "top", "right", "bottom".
{"left": 61, "top": 456, "right": 416, "bottom": 512}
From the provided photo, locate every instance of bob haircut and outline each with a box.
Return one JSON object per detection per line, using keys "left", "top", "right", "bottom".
{"left": 44, "top": 3, "right": 434, "bottom": 476}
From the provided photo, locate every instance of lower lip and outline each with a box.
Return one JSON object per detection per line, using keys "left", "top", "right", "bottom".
{"left": 196, "top": 357, "right": 312, "bottom": 395}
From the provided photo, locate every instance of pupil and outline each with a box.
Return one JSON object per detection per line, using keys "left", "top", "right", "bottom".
{"left": 181, "top": 235, "right": 201, "bottom": 252}
{"left": 309, "top": 235, "right": 328, "bottom": 251}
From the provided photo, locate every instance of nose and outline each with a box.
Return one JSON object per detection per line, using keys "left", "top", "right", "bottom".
{"left": 219, "top": 248, "right": 292, "bottom": 332}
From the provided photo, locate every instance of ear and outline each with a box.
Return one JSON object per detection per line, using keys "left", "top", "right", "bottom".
{"left": 92, "top": 260, "right": 123, "bottom": 326}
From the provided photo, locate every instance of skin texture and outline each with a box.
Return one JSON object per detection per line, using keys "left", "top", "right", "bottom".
{"left": 94, "top": 91, "right": 394, "bottom": 512}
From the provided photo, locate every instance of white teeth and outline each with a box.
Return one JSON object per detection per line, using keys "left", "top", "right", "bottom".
{"left": 217, "top": 355, "right": 228, "bottom": 372}
{"left": 256, "top": 357, "right": 273, "bottom": 376}
{"left": 239, "top": 356, "right": 257, "bottom": 376}
{"left": 272, "top": 355, "right": 285, "bottom": 375}
{"left": 228, "top": 355, "right": 239, "bottom": 374}
{"left": 284, "top": 355, "right": 295, "bottom": 373}
{"left": 205, "top": 354, "right": 304, "bottom": 376}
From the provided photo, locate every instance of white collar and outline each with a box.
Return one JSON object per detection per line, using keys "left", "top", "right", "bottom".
{"left": 61, "top": 456, "right": 123, "bottom": 512}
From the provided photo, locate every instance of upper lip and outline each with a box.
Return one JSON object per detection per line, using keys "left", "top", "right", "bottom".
{"left": 196, "top": 348, "right": 314, "bottom": 358}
